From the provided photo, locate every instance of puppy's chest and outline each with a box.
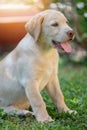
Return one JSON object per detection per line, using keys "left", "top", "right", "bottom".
{"left": 34, "top": 60, "right": 54, "bottom": 90}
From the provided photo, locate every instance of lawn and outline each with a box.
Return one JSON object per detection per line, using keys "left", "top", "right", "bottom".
{"left": 0, "top": 57, "right": 87, "bottom": 130}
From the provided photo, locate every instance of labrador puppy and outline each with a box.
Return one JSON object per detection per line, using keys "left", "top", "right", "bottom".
{"left": 0, "top": 10, "right": 76, "bottom": 122}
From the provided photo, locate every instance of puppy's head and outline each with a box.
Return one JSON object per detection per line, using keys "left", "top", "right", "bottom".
{"left": 25, "top": 10, "right": 74, "bottom": 53}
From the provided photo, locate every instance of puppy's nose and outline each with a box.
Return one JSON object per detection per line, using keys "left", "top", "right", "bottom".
{"left": 67, "top": 30, "right": 74, "bottom": 39}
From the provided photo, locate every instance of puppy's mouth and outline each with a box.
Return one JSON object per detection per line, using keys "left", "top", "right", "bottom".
{"left": 52, "top": 40, "right": 72, "bottom": 53}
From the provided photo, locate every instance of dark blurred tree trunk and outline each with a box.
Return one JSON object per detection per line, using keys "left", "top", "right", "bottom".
{"left": 51, "top": 0, "right": 58, "bottom": 2}
{"left": 62, "top": 0, "right": 70, "bottom": 2}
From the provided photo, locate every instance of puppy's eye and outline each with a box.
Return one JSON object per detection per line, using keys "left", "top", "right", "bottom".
{"left": 51, "top": 23, "right": 59, "bottom": 27}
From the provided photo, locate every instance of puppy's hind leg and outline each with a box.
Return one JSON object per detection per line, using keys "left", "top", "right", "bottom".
{"left": 1, "top": 106, "right": 34, "bottom": 116}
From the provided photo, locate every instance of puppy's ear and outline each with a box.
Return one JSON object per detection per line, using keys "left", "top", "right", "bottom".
{"left": 25, "top": 15, "right": 44, "bottom": 42}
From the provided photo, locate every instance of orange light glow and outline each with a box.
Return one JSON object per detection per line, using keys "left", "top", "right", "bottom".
{"left": 0, "top": 4, "right": 31, "bottom": 9}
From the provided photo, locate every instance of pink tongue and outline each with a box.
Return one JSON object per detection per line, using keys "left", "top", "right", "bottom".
{"left": 61, "top": 42, "right": 72, "bottom": 53}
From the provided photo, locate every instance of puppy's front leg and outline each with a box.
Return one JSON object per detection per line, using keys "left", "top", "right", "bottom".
{"left": 46, "top": 75, "right": 76, "bottom": 114}
{"left": 25, "top": 82, "right": 53, "bottom": 122}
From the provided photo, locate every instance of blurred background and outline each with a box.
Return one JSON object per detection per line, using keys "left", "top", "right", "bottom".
{"left": 0, "top": 0, "right": 87, "bottom": 63}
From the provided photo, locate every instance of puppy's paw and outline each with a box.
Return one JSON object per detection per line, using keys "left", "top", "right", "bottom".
{"left": 58, "top": 107, "right": 77, "bottom": 114}
{"left": 16, "top": 110, "right": 34, "bottom": 116}
{"left": 36, "top": 115, "right": 54, "bottom": 123}
{"left": 67, "top": 109, "right": 77, "bottom": 114}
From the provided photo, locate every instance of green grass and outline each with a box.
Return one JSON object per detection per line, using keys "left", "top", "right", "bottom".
{"left": 0, "top": 58, "right": 87, "bottom": 130}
